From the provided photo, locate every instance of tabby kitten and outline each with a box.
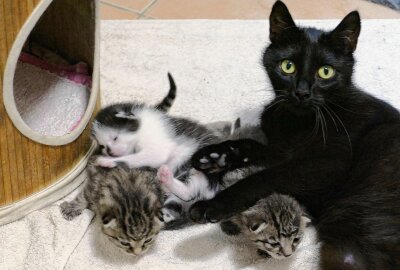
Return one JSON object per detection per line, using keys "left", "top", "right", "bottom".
{"left": 190, "top": 2, "right": 400, "bottom": 269}
{"left": 220, "top": 193, "right": 310, "bottom": 260}
{"left": 60, "top": 155, "right": 164, "bottom": 256}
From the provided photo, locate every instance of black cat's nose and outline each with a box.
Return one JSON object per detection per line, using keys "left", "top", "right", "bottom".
{"left": 295, "top": 80, "right": 311, "bottom": 101}
{"left": 295, "top": 91, "right": 311, "bottom": 101}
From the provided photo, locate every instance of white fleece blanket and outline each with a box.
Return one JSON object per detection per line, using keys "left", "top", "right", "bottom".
{"left": 1, "top": 19, "right": 400, "bottom": 270}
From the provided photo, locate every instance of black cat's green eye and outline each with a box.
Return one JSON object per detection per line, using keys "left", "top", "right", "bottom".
{"left": 318, "top": 65, "right": 335, "bottom": 79}
{"left": 280, "top": 59, "right": 296, "bottom": 74}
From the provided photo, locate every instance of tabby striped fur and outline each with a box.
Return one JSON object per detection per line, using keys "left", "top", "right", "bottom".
{"left": 61, "top": 154, "right": 164, "bottom": 255}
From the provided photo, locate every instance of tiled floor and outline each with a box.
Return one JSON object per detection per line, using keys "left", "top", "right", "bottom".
{"left": 100, "top": 0, "right": 400, "bottom": 20}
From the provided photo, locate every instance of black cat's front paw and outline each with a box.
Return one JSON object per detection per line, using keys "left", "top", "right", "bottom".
{"left": 192, "top": 141, "right": 243, "bottom": 174}
{"left": 189, "top": 200, "right": 227, "bottom": 223}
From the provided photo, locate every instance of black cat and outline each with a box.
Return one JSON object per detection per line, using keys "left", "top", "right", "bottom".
{"left": 190, "top": 2, "right": 400, "bottom": 270}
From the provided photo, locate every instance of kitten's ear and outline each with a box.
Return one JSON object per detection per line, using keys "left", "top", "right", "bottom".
{"left": 329, "top": 11, "right": 361, "bottom": 54}
{"left": 242, "top": 210, "right": 265, "bottom": 233}
{"left": 102, "top": 213, "right": 117, "bottom": 229}
{"left": 269, "top": 1, "right": 297, "bottom": 43}
{"left": 154, "top": 212, "right": 164, "bottom": 227}
{"left": 249, "top": 222, "right": 268, "bottom": 234}
{"left": 301, "top": 215, "right": 312, "bottom": 227}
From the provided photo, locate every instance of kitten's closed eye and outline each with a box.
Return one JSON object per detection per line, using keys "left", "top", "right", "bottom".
{"left": 269, "top": 242, "right": 280, "bottom": 248}
{"left": 144, "top": 238, "right": 152, "bottom": 244}
{"left": 256, "top": 239, "right": 280, "bottom": 248}
{"left": 120, "top": 241, "right": 130, "bottom": 246}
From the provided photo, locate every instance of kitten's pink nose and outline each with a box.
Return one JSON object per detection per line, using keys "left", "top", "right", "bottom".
{"left": 282, "top": 251, "right": 292, "bottom": 257}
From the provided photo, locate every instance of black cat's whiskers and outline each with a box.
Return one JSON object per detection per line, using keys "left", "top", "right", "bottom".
{"left": 263, "top": 98, "right": 287, "bottom": 112}
{"left": 316, "top": 107, "right": 327, "bottom": 145}
{"left": 311, "top": 108, "right": 322, "bottom": 144}
{"left": 325, "top": 99, "right": 365, "bottom": 115}
{"left": 288, "top": 107, "right": 321, "bottom": 153}
{"left": 323, "top": 104, "right": 353, "bottom": 155}
{"left": 321, "top": 104, "right": 339, "bottom": 132}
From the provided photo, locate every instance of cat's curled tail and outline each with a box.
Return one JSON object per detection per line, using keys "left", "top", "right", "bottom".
{"left": 155, "top": 73, "right": 177, "bottom": 112}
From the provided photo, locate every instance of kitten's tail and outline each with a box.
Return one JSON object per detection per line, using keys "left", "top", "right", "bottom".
{"left": 155, "top": 73, "right": 176, "bottom": 112}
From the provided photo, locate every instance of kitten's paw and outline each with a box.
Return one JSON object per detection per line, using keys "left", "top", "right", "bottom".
{"left": 96, "top": 156, "right": 117, "bottom": 168}
{"left": 192, "top": 141, "right": 240, "bottom": 174}
{"left": 189, "top": 200, "right": 226, "bottom": 223}
{"left": 60, "top": 201, "right": 83, "bottom": 221}
{"left": 220, "top": 220, "right": 241, "bottom": 236}
{"left": 257, "top": 249, "right": 272, "bottom": 259}
{"left": 157, "top": 165, "right": 173, "bottom": 185}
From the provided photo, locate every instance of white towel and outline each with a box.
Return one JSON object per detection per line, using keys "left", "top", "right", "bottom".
{"left": 0, "top": 188, "right": 93, "bottom": 270}
{"left": 1, "top": 19, "right": 399, "bottom": 270}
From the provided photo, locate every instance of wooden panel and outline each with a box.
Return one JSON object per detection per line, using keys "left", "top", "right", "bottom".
{"left": 0, "top": 0, "right": 99, "bottom": 206}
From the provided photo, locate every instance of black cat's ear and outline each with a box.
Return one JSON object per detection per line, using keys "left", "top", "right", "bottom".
{"left": 329, "top": 11, "right": 361, "bottom": 54}
{"left": 269, "top": 1, "right": 297, "bottom": 43}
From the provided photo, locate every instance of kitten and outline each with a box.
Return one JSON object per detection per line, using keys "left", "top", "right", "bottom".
{"left": 92, "top": 73, "right": 220, "bottom": 173}
{"left": 60, "top": 154, "right": 164, "bottom": 256}
{"left": 159, "top": 119, "right": 267, "bottom": 228}
{"left": 190, "top": 2, "right": 400, "bottom": 269}
{"left": 220, "top": 194, "right": 310, "bottom": 260}
{"left": 92, "top": 72, "right": 176, "bottom": 158}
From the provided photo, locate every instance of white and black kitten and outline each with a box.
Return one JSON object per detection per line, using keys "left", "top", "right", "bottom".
{"left": 60, "top": 154, "right": 164, "bottom": 256}
{"left": 92, "top": 73, "right": 220, "bottom": 174}
{"left": 220, "top": 193, "right": 310, "bottom": 260}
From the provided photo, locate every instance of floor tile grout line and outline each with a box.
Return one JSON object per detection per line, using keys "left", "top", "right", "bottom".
{"left": 138, "top": 0, "right": 159, "bottom": 18}
{"left": 100, "top": 0, "right": 142, "bottom": 16}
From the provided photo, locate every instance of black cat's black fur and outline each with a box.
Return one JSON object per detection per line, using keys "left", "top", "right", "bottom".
{"left": 189, "top": 2, "right": 400, "bottom": 269}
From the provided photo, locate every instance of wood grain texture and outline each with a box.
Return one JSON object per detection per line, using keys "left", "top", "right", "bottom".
{"left": 0, "top": 0, "right": 99, "bottom": 206}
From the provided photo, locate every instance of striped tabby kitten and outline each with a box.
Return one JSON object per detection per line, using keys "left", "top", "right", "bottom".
{"left": 220, "top": 193, "right": 310, "bottom": 260}
{"left": 60, "top": 155, "right": 164, "bottom": 256}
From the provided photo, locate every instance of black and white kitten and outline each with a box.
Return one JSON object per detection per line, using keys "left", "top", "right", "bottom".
{"left": 190, "top": 2, "right": 400, "bottom": 269}
{"left": 60, "top": 154, "right": 164, "bottom": 256}
{"left": 92, "top": 74, "right": 220, "bottom": 174}
{"left": 220, "top": 193, "right": 310, "bottom": 260}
